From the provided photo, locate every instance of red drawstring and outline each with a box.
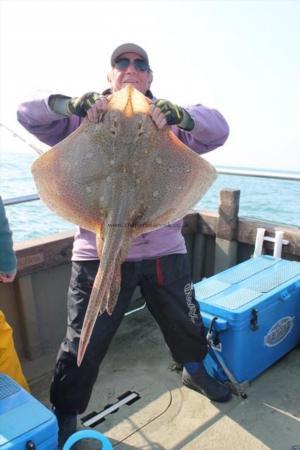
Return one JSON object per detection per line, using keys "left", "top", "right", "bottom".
{"left": 156, "top": 258, "right": 164, "bottom": 286}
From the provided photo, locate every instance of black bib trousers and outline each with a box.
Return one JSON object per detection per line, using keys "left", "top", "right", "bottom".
{"left": 50, "top": 253, "right": 207, "bottom": 414}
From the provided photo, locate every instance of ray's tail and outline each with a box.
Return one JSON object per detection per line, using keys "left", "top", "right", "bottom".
{"left": 77, "top": 225, "right": 130, "bottom": 366}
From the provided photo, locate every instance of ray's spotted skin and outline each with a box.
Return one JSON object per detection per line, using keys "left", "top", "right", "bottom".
{"left": 31, "top": 85, "right": 217, "bottom": 366}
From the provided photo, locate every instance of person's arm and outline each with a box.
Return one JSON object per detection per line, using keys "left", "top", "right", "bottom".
{"left": 0, "top": 197, "right": 17, "bottom": 283}
{"left": 17, "top": 92, "right": 105, "bottom": 146}
{"left": 17, "top": 97, "right": 82, "bottom": 146}
{"left": 172, "top": 104, "right": 230, "bottom": 155}
{"left": 151, "top": 99, "right": 229, "bottom": 155}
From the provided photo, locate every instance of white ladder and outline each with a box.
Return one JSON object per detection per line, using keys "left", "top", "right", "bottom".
{"left": 253, "top": 228, "right": 289, "bottom": 258}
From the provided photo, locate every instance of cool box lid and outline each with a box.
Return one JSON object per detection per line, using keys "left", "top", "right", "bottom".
{"left": 195, "top": 256, "right": 300, "bottom": 322}
{"left": 0, "top": 374, "right": 57, "bottom": 446}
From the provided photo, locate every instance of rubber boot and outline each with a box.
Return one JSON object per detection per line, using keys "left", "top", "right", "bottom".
{"left": 53, "top": 408, "right": 77, "bottom": 449}
{"left": 182, "top": 363, "right": 232, "bottom": 402}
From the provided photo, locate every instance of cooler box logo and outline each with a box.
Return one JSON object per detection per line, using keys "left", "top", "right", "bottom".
{"left": 264, "top": 316, "right": 295, "bottom": 347}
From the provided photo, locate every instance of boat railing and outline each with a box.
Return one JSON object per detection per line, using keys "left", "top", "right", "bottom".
{"left": 216, "top": 168, "right": 300, "bottom": 181}
{"left": 2, "top": 179, "right": 299, "bottom": 362}
{"left": 3, "top": 168, "right": 299, "bottom": 207}
{"left": 4, "top": 193, "right": 40, "bottom": 206}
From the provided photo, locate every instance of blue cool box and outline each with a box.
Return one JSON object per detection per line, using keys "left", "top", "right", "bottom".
{"left": 0, "top": 374, "right": 58, "bottom": 449}
{"left": 194, "top": 256, "right": 300, "bottom": 383}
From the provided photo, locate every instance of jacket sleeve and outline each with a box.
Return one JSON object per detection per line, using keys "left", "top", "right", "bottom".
{"left": 17, "top": 97, "right": 82, "bottom": 147}
{"left": 0, "top": 197, "right": 17, "bottom": 273}
{"left": 171, "top": 104, "right": 230, "bottom": 155}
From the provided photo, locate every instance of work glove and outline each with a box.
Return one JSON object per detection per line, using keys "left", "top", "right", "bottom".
{"left": 49, "top": 92, "right": 102, "bottom": 117}
{"left": 66, "top": 92, "right": 102, "bottom": 117}
{"left": 154, "top": 99, "right": 195, "bottom": 131}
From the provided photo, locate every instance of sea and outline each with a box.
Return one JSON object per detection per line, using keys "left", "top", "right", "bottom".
{"left": 1, "top": 143, "right": 300, "bottom": 243}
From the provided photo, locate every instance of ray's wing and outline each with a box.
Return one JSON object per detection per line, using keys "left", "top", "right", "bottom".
{"left": 31, "top": 85, "right": 152, "bottom": 234}
{"left": 31, "top": 121, "right": 112, "bottom": 233}
{"left": 125, "top": 121, "right": 217, "bottom": 235}
{"left": 146, "top": 129, "right": 217, "bottom": 226}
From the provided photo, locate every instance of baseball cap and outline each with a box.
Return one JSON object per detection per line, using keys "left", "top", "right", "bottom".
{"left": 111, "top": 43, "right": 149, "bottom": 66}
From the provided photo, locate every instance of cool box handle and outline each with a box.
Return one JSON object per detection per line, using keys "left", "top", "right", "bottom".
{"left": 280, "top": 289, "right": 291, "bottom": 301}
{"left": 201, "top": 311, "right": 228, "bottom": 331}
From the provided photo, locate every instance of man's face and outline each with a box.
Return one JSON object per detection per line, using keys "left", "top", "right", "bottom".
{"left": 107, "top": 52, "right": 153, "bottom": 94}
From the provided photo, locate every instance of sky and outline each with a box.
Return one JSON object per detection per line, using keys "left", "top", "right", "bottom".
{"left": 0, "top": 0, "right": 300, "bottom": 172}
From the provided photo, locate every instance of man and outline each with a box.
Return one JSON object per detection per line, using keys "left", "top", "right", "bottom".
{"left": 17, "top": 43, "right": 231, "bottom": 447}
{"left": 0, "top": 196, "right": 30, "bottom": 391}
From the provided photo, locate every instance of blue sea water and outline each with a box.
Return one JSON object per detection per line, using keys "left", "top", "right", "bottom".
{"left": 1, "top": 149, "right": 299, "bottom": 243}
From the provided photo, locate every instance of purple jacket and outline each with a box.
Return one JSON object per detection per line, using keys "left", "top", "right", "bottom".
{"left": 17, "top": 96, "right": 229, "bottom": 261}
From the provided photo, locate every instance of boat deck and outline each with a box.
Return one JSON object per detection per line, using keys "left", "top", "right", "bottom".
{"left": 23, "top": 307, "right": 300, "bottom": 450}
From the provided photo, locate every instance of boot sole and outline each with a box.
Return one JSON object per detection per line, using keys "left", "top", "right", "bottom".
{"left": 182, "top": 378, "right": 232, "bottom": 403}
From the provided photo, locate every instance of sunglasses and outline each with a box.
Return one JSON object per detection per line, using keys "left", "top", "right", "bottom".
{"left": 114, "top": 58, "right": 149, "bottom": 72}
